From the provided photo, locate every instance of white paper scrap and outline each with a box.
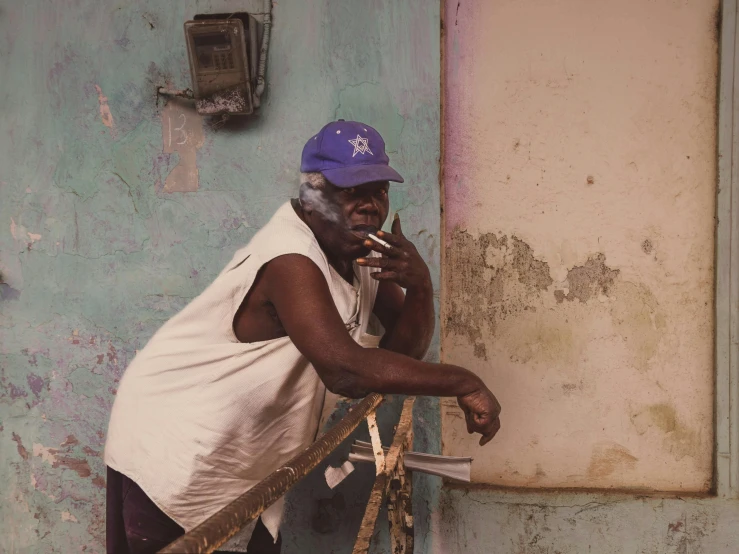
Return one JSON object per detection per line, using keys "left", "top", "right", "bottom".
{"left": 324, "top": 460, "right": 355, "bottom": 489}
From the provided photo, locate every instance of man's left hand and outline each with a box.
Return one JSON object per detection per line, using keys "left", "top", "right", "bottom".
{"left": 356, "top": 214, "right": 432, "bottom": 291}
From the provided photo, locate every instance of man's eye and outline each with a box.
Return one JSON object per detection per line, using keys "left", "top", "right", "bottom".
{"left": 345, "top": 188, "right": 356, "bottom": 195}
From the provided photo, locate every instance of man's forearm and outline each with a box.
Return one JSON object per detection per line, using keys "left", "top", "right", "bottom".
{"left": 328, "top": 345, "right": 484, "bottom": 399}
{"left": 379, "top": 279, "right": 435, "bottom": 359}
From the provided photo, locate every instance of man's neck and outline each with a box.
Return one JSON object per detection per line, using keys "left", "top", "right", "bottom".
{"left": 328, "top": 257, "right": 354, "bottom": 284}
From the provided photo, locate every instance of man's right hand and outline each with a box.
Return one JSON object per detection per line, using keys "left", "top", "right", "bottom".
{"left": 457, "top": 387, "right": 502, "bottom": 446}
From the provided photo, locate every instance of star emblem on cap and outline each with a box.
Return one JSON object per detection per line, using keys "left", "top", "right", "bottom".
{"left": 348, "top": 135, "right": 373, "bottom": 157}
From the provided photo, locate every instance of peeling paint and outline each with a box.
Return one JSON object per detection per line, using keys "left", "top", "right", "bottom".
{"left": 61, "top": 511, "right": 78, "bottom": 523}
{"left": 510, "top": 237, "right": 553, "bottom": 291}
{"left": 12, "top": 433, "right": 29, "bottom": 460}
{"left": 27, "top": 373, "right": 45, "bottom": 397}
{"left": 52, "top": 456, "right": 92, "bottom": 478}
{"left": 444, "top": 227, "right": 551, "bottom": 360}
{"left": 161, "top": 99, "right": 204, "bottom": 193}
{"left": 554, "top": 254, "right": 620, "bottom": 304}
{"left": 32, "top": 444, "right": 58, "bottom": 465}
{"left": 94, "top": 84, "right": 115, "bottom": 131}
{"left": 60, "top": 435, "right": 79, "bottom": 448}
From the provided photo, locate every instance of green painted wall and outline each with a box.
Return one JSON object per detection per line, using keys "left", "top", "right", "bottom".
{"left": 0, "top": 1, "right": 440, "bottom": 552}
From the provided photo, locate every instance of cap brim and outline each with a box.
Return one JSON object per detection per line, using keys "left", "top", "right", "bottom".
{"left": 321, "top": 164, "right": 404, "bottom": 188}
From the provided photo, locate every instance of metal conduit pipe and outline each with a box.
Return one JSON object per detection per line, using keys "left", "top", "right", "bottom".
{"left": 158, "top": 393, "right": 384, "bottom": 554}
{"left": 252, "top": 0, "right": 272, "bottom": 108}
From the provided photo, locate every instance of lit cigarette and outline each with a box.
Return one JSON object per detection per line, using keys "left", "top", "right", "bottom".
{"left": 368, "top": 233, "right": 392, "bottom": 250}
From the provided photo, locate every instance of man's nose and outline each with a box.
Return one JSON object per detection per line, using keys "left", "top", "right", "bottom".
{"left": 356, "top": 194, "right": 380, "bottom": 213}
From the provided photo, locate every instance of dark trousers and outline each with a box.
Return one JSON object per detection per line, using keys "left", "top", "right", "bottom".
{"left": 106, "top": 467, "right": 281, "bottom": 554}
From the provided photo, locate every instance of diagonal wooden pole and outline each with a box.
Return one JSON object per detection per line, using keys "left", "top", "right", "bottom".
{"left": 352, "top": 397, "right": 415, "bottom": 554}
{"left": 159, "top": 393, "right": 384, "bottom": 554}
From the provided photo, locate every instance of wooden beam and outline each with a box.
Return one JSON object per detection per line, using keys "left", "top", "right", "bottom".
{"left": 388, "top": 437, "right": 414, "bottom": 553}
{"left": 352, "top": 397, "right": 415, "bottom": 554}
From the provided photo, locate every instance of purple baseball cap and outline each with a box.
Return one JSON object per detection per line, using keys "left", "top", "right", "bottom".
{"left": 301, "top": 120, "right": 404, "bottom": 188}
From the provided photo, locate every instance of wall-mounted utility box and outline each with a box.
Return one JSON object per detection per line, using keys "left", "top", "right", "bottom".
{"left": 184, "top": 15, "right": 262, "bottom": 116}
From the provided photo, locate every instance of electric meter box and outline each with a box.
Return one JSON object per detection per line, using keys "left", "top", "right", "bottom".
{"left": 184, "top": 18, "right": 254, "bottom": 115}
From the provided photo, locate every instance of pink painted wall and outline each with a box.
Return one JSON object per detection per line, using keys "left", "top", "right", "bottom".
{"left": 442, "top": 0, "right": 718, "bottom": 490}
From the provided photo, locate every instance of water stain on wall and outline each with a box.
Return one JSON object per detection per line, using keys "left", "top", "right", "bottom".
{"left": 609, "top": 282, "right": 667, "bottom": 372}
{"left": 505, "top": 313, "right": 579, "bottom": 366}
{"left": 587, "top": 443, "right": 638, "bottom": 479}
{"left": 630, "top": 403, "right": 699, "bottom": 460}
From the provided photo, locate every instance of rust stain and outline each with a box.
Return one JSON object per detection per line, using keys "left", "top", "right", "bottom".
{"left": 12, "top": 432, "right": 29, "bottom": 460}
{"left": 60, "top": 434, "right": 79, "bottom": 448}
{"left": 53, "top": 456, "right": 92, "bottom": 478}
{"left": 587, "top": 443, "right": 638, "bottom": 479}
{"left": 83, "top": 446, "right": 100, "bottom": 457}
{"left": 92, "top": 475, "right": 106, "bottom": 489}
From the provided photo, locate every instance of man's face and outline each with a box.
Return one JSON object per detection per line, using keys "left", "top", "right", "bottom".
{"left": 304, "top": 179, "right": 390, "bottom": 259}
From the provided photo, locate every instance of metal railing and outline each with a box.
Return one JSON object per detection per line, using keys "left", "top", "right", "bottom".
{"left": 159, "top": 394, "right": 415, "bottom": 554}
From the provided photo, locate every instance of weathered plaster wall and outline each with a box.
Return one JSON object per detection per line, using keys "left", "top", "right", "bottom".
{"left": 435, "top": 488, "right": 739, "bottom": 554}
{"left": 442, "top": 0, "right": 718, "bottom": 493}
{"left": 0, "top": 1, "right": 440, "bottom": 552}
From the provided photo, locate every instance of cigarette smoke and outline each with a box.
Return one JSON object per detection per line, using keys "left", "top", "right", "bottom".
{"left": 299, "top": 183, "right": 342, "bottom": 225}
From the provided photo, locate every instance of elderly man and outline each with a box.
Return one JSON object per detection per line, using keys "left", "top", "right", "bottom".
{"left": 104, "top": 120, "right": 501, "bottom": 554}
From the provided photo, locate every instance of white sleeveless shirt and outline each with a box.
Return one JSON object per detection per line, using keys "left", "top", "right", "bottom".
{"left": 104, "top": 202, "right": 381, "bottom": 539}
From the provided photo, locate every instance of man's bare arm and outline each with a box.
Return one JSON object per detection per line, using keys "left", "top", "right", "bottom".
{"left": 368, "top": 215, "right": 435, "bottom": 360}
{"left": 373, "top": 280, "right": 434, "bottom": 359}
{"left": 262, "top": 254, "right": 501, "bottom": 444}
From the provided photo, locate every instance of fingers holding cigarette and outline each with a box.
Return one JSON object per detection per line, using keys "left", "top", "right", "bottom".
{"left": 357, "top": 229, "right": 403, "bottom": 265}
{"left": 368, "top": 233, "right": 392, "bottom": 250}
